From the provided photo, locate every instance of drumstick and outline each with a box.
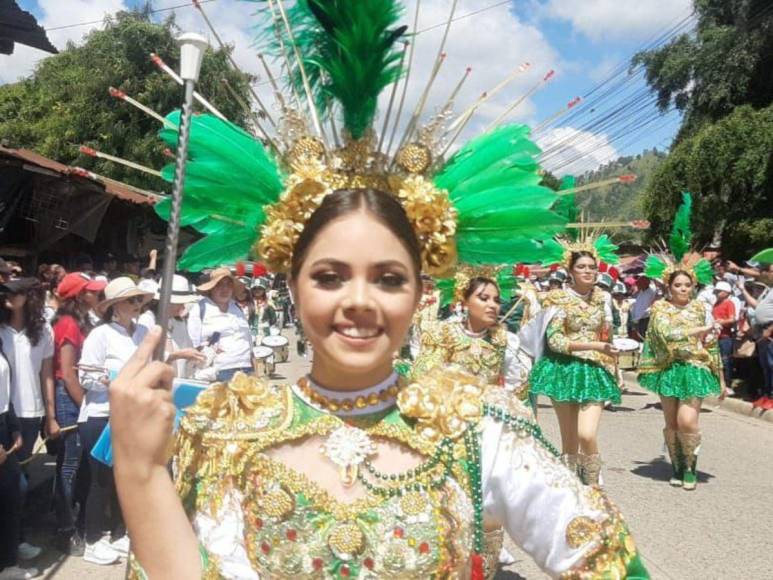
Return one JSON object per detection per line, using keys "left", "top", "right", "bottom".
{"left": 15, "top": 425, "right": 79, "bottom": 466}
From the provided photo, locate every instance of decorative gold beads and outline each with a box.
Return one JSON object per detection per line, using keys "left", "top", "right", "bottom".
{"left": 260, "top": 487, "right": 295, "bottom": 520}
{"left": 288, "top": 136, "right": 325, "bottom": 162}
{"left": 327, "top": 521, "right": 365, "bottom": 560}
{"left": 396, "top": 143, "right": 432, "bottom": 174}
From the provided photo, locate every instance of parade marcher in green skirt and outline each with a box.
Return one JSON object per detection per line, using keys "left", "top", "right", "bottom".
{"left": 530, "top": 234, "right": 621, "bottom": 485}
{"left": 638, "top": 193, "right": 723, "bottom": 491}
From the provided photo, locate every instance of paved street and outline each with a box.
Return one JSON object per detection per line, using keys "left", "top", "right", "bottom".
{"left": 22, "top": 332, "right": 773, "bottom": 579}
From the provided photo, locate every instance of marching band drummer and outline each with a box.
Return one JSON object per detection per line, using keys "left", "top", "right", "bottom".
{"left": 248, "top": 279, "right": 278, "bottom": 342}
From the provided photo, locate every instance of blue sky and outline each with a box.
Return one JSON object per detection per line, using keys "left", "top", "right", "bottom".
{"left": 5, "top": 0, "right": 693, "bottom": 175}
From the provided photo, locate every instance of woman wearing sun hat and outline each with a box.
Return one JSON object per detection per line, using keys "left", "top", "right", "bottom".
{"left": 77, "top": 277, "right": 152, "bottom": 566}
{"left": 186, "top": 267, "right": 252, "bottom": 382}
{"left": 142, "top": 275, "right": 205, "bottom": 379}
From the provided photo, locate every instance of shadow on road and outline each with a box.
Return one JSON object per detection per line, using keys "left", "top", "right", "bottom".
{"left": 630, "top": 457, "right": 715, "bottom": 484}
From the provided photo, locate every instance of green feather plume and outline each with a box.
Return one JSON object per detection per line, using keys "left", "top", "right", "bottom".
{"left": 670, "top": 192, "right": 693, "bottom": 262}
{"left": 644, "top": 255, "right": 668, "bottom": 280}
{"left": 594, "top": 234, "right": 620, "bottom": 265}
{"left": 274, "top": 0, "right": 405, "bottom": 139}
{"left": 692, "top": 258, "right": 714, "bottom": 285}
{"left": 436, "top": 277, "right": 456, "bottom": 307}
{"left": 435, "top": 124, "right": 567, "bottom": 265}
{"left": 155, "top": 112, "right": 285, "bottom": 272}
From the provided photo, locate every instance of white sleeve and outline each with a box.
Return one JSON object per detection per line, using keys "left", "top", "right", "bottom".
{"left": 79, "top": 328, "right": 108, "bottom": 392}
{"left": 704, "top": 303, "right": 714, "bottom": 326}
{"left": 480, "top": 399, "right": 643, "bottom": 577}
{"left": 187, "top": 301, "right": 204, "bottom": 348}
{"left": 503, "top": 332, "right": 530, "bottom": 392}
{"left": 42, "top": 324, "right": 55, "bottom": 359}
{"left": 192, "top": 489, "right": 259, "bottom": 579}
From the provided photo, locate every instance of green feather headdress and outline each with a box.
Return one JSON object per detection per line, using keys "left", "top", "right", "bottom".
{"left": 644, "top": 192, "right": 713, "bottom": 285}
{"left": 148, "top": 0, "right": 568, "bottom": 273}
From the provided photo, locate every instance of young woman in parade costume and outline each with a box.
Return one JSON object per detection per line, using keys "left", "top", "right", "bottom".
{"left": 411, "top": 267, "right": 537, "bottom": 405}
{"left": 105, "top": 2, "right": 647, "bottom": 577}
{"left": 528, "top": 235, "right": 621, "bottom": 485}
{"left": 637, "top": 193, "right": 723, "bottom": 491}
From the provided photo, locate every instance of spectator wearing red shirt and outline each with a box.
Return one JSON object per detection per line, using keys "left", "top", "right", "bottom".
{"left": 712, "top": 281, "right": 737, "bottom": 394}
{"left": 51, "top": 273, "right": 105, "bottom": 555}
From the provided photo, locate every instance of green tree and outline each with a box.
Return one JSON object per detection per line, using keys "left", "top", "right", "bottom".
{"left": 633, "top": 0, "right": 773, "bottom": 141}
{"left": 643, "top": 104, "right": 773, "bottom": 257}
{"left": 0, "top": 10, "right": 252, "bottom": 190}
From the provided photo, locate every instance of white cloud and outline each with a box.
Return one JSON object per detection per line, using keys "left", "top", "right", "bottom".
{"left": 153, "top": 0, "right": 563, "bottom": 150}
{"left": 544, "top": 0, "right": 693, "bottom": 42}
{"left": 0, "top": 0, "right": 128, "bottom": 84}
{"left": 535, "top": 126, "right": 618, "bottom": 176}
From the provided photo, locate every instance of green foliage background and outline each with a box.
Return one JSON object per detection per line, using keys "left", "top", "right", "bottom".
{"left": 633, "top": 0, "right": 773, "bottom": 257}
{"left": 0, "top": 10, "right": 252, "bottom": 191}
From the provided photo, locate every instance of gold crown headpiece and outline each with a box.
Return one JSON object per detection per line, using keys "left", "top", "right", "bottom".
{"left": 257, "top": 133, "right": 457, "bottom": 276}
{"left": 146, "top": 0, "right": 568, "bottom": 275}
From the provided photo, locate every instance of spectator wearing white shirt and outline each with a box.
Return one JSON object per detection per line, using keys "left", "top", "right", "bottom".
{"left": 0, "top": 278, "right": 55, "bottom": 564}
{"left": 630, "top": 276, "right": 657, "bottom": 340}
{"left": 138, "top": 275, "right": 205, "bottom": 379}
{"left": 188, "top": 268, "right": 253, "bottom": 382}
{"left": 78, "top": 277, "right": 152, "bottom": 566}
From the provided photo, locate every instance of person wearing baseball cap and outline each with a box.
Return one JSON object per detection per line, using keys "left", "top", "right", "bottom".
{"left": 712, "top": 280, "right": 737, "bottom": 395}
{"left": 48, "top": 273, "right": 107, "bottom": 554}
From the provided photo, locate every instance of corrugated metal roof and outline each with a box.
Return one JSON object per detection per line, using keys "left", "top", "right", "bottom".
{"left": 0, "top": 145, "right": 162, "bottom": 205}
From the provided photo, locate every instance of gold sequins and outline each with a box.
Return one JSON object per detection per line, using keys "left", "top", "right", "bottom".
{"left": 327, "top": 521, "right": 365, "bottom": 560}
{"left": 566, "top": 515, "right": 600, "bottom": 549}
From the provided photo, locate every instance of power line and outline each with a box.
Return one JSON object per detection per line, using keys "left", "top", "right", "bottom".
{"left": 44, "top": 0, "right": 219, "bottom": 32}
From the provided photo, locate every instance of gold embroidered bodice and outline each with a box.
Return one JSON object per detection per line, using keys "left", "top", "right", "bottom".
{"left": 173, "top": 374, "right": 483, "bottom": 578}
{"left": 143, "top": 372, "right": 649, "bottom": 580}
{"left": 639, "top": 299, "right": 720, "bottom": 375}
{"left": 542, "top": 288, "right": 615, "bottom": 375}
{"left": 411, "top": 320, "right": 507, "bottom": 386}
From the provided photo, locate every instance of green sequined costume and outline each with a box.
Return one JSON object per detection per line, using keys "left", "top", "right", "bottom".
{"left": 638, "top": 299, "right": 721, "bottom": 400}
{"left": 530, "top": 288, "right": 621, "bottom": 404}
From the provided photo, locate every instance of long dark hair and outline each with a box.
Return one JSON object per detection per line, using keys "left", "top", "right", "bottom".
{"left": 290, "top": 188, "right": 422, "bottom": 283}
{"left": 0, "top": 285, "right": 46, "bottom": 346}
{"left": 52, "top": 296, "right": 94, "bottom": 336}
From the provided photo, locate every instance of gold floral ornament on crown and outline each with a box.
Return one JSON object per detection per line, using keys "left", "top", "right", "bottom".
{"left": 452, "top": 264, "right": 505, "bottom": 304}
{"left": 256, "top": 132, "right": 457, "bottom": 277}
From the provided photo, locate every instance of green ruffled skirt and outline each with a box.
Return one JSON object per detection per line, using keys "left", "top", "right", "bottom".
{"left": 530, "top": 351, "right": 621, "bottom": 404}
{"left": 638, "top": 362, "right": 720, "bottom": 400}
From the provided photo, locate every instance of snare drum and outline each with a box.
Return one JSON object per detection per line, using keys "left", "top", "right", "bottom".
{"left": 262, "top": 335, "right": 290, "bottom": 363}
{"left": 253, "top": 346, "right": 276, "bottom": 377}
{"left": 613, "top": 338, "right": 641, "bottom": 370}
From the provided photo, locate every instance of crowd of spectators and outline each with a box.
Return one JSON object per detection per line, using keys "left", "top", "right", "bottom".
{"left": 0, "top": 253, "right": 294, "bottom": 578}
{"left": 0, "top": 247, "right": 770, "bottom": 578}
